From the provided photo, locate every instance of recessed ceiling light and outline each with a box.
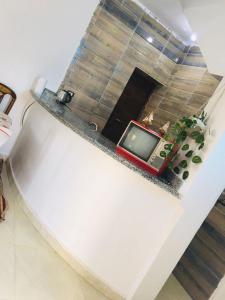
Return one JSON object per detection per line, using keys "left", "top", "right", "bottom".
{"left": 191, "top": 33, "right": 197, "bottom": 42}
{"left": 147, "top": 36, "right": 153, "bottom": 43}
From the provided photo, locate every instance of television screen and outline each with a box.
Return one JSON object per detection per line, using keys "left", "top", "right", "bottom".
{"left": 119, "top": 123, "right": 160, "bottom": 162}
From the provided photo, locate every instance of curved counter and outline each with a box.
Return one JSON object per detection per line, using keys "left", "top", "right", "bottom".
{"left": 33, "top": 90, "right": 180, "bottom": 198}
{"left": 10, "top": 93, "right": 183, "bottom": 300}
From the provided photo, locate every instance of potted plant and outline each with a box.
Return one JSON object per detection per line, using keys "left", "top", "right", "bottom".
{"left": 160, "top": 111, "right": 207, "bottom": 181}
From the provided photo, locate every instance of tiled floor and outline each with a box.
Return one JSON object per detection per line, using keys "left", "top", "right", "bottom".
{"left": 0, "top": 165, "right": 109, "bottom": 300}
{"left": 0, "top": 164, "right": 191, "bottom": 300}
{"left": 156, "top": 275, "right": 191, "bottom": 300}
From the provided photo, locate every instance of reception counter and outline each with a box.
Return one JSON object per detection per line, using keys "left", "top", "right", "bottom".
{"left": 32, "top": 90, "right": 180, "bottom": 198}
{"left": 10, "top": 91, "right": 183, "bottom": 300}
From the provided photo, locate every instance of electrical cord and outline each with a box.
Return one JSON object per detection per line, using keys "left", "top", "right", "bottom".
{"left": 21, "top": 101, "right": 36, "bottom": 126}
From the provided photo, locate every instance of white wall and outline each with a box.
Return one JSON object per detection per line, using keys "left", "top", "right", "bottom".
{"left": 180, "top": 0, "right": 225, "bottom": 76}
{"left": 0, "top": 0, "right": 99, "bottom": 93}
{"left": 10, "top": 101, "right": 182, "bottom": 298}
{"left": 0, "top": 0, "right": 99, "bottom": 156}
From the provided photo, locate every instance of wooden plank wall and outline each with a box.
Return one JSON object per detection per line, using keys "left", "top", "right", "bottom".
{"left": 142, "top": 60, "right": 222, "bottom": 130}
{"left": 61, "top": 0, "right": 222, "bottom": 131}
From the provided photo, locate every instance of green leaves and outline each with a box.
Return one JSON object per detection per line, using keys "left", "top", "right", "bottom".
{"left": 174, "top": 167, "right": 180, "bottom": 174}
{"left": 192, "top": 156, "right": 202, "bottom": 164}
{"left": 199, "top": 110, "right": 208, "bottom": 124}
{"left": 182, "top": 144, "right": 189, "bottom": 151}
{"left": 164, "top": 114, "right": 206, "bottom": 177}
{"left": 175, "top": 131, "right": 187, "bottom": 144}
{"left": 179, "top": 160, "right": 188, "bottom": 168}
{"left": 198, "top": 143, "right": 205, "bottom": 150}
{"left": 195, "top": 134, "right": 204, "bottom": 144}
{"left": 171, "top": 123, "right": 182, "bottom": 135}
{"left": 181, "top": 117, "right": 194, "bottom": 128}
{"left": 170, "top": 121, "right": 188, "bottom": 144}
{"left": 191, "top": 131, "right": 199, "bottom": 139}
{"left": 183, "top": 171, "right": 189, "bottom": 180}
{"left": 186, "top": 150, "right": 194, "bottom": 158}
{"left": 164, "top": 144, "right": 173, "bottom": 151}
{"left": 164, "top": 132, "right": 173, "bottom": 142}
{"left": 168, "top": 161, "right": 173, "bottom": 169}
{"left": 160, "top": 151, "right": 167, "bottom": 158}
{"left": 191, "top": 131, "right": 205, "bottom": 144}
{"left": 180, "top": 131, "right": 188, "bottom": 142}
{"left": 160, "top": 144, "right": 174, "bottom": 159}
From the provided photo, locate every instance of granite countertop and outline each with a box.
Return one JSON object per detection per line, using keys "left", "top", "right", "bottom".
{"left": 32, "top": 89, "right": 180, "bottom": 198}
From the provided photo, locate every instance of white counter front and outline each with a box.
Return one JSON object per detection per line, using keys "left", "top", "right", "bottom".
{"left": 10, "top": 102, "right": 182, "bottom": 299}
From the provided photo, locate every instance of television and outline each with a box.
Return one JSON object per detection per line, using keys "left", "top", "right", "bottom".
{"left": 116, "top": 120, "right": 173, "bottom": 176}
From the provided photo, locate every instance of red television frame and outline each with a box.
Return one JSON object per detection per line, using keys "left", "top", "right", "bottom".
{"left": 116, "top": 121, "right": 171, "bottom": 176}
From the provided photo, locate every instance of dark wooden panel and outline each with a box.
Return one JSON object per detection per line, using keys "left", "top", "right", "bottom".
{"left": 180, "top": 254, "right": 215, "bottom": 297}
{"left": 186, "top": 248, "right": 220, "bottom": 290}
{"left": 189, "top": 237, "right": 225, "bottom": 279}
{"left": 174, "top": 202, "right": 225, "bottom": 300}
{"left": 174, "top": 263, "right": 208, "bottom": 300}
{"left": 206, "top": 207, "right": 225, "bottom": 235}
{"left": 197, "top": 226, "right": 225, "bottom": 263}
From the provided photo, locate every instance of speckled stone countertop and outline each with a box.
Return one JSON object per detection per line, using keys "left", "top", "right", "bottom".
{"left": 32, "top": 89, "right": 180, "bottom": 198}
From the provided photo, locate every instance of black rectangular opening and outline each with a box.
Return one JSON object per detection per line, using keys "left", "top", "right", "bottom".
{"left": 102, "top": 68, "right": 161, "bottom": 144}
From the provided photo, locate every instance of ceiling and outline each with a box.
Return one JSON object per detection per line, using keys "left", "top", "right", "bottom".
{"left": 138, "top": 0, "right": 193, "bottom": 43}
{"left": 179, "top": 0, "right": 225, "bottom": 75}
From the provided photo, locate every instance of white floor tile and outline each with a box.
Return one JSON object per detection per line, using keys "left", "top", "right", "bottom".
{"left": 1, "top": 165, "right": 107, "bottom": 300}
{"left": 156, "top": 275, "right": 192, "bottom": 300}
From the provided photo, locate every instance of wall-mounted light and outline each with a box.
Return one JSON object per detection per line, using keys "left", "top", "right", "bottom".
{"left": 147, "top": 36, "right": 153, "bottom": 43}
{"left": 191, "top": 33, "right": 197, "bottom": 42}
